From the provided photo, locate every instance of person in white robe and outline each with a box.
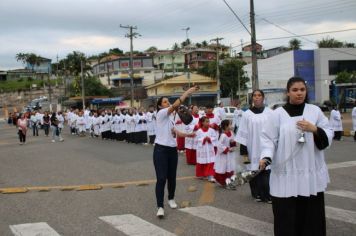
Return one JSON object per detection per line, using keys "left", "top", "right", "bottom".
{"left": 329, "top": 107, "right": 343, "bottom": 140}
{"left": 232, "top": 104, "right": 243, "bottom": 134}
{"left": 235, "top": 89, "right": 273, "bottom": 203}
{"left": 93, "top": 113, "right": 101, "bottom": 137}
{"left": 214, "top": 120, "right": 237, "bottom": 189}
{"left": 184, "top": 105, "right": 200, "bottom": 165}
{"left": 76, "top": 112, "right": 86, "bottom": 136}
{"left": 260, "top": 77, "right": 333, "bottom": 236}
{"left": 195, "top": 116, "right": 217, "bottom": 182}
{"left": 352, "top": 106, "right": 356, "bottom": 141}
{"left": 146, "top": 105, "right": 157, "bottom": 145}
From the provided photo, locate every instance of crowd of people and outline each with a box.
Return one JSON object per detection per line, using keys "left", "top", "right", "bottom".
{"left": 7, "top": 76, "right": 356, "bottom": 235}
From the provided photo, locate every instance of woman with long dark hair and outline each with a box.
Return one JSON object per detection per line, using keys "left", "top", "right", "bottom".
{"left": 260, "top": 76, "right": 333, "bottom": 236}
{"left": 153, "top": 86, "right": 198, "bottom": 218}
{"left": 235, "top": 89, "right": 273, "bottom": 203}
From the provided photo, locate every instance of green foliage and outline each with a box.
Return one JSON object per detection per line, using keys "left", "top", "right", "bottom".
{"left": 288, "top": 38, "right": 302, "bottom": 50}
{"left": 0, "top": 78, "right": 43, "bottom": 92}
{"left": 15, "top": 52, "right": 43, "bottom": 72}
{"left": 68, "top": 76, "right": 113, "bottom": 97}
{"left": 197, "top": 59, "right": 249, "bottom": 97}
{"left": 317, "top": 37, "right": 345, "bottom": 48}
{"left": 145, "top": 46, "right": 158, "bottom": 53}
{"left": 335, "top": 71, "right": 356, "bottom": 84}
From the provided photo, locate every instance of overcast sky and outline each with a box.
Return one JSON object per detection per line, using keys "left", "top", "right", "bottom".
{"left": 0, "top": 0, "right": 355, "bottom": 70}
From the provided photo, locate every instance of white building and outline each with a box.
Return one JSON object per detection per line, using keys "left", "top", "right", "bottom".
{"left": 244, "top": 48, "right": 356, "bottom": 104}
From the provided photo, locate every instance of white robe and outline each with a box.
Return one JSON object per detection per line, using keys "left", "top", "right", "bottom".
{"left": 146, "top": 111, "right": 156, "bottom": 136}
{"left": 235, "top": 107, "right": 273, "bottom": 170}
{"left": 329, "top": 109, "right": 343, "bottom": 131}
{"left": 352, "top": 107, "right": 356, "bottom": 131}
{"left": 184, "top": 115, "right": 200, "bottom": 150}
{"left": 214, "top": 132, "right": 236, "bottom": 174}
{"left": 232, "top": 108, "right": 243, "bottom": 129}
{"left": 260, "top": 104, "right": 333, "bottom": 198}
{"left": 196, "top": 128, "right": 217, "bottom": 164}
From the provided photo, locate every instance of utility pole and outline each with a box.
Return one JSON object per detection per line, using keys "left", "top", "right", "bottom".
{"left": 81, "top": 60, "right": 85, "bottom": 110}
{"left": 120, "top": 24, "right": 140, "bottom": 107}
{"left": 250, "top": 0, "right": 259, "bottom": 90}
{"left": 182, "top": 27, "right": 191, "bottom": 104}
{"left": 210, "top": 37, "right": 224, "bottom": 102}
{"left": 48, "top": 67, "right": 52, "bottom": 112}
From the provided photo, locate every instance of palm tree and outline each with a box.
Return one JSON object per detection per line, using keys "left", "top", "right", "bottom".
{"left": 172, "top": 43, "right": 180, "bottom": 51}
{"left": 16, "top": 53, "right": 42, "bottom": 72}
{"left": 288, "top": 38, "right": 302, "bottom": 50}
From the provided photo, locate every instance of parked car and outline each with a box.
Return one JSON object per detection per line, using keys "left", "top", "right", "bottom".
{"left": 268, "top": 102, "right": 285, "bottom": 110}
{"left": 213, "top": 106, "right": 236, "bottom": 121}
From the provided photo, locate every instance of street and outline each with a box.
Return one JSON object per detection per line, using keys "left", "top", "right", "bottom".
{"left": 0, "top": 122, "right": 355, "bottom": 236}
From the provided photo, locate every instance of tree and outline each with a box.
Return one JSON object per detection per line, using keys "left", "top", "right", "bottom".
{"left": 181, "top": 38, "right": 191, "bottom": 48}
{"left": 197, "top": 59, "right": 249, "bottom": 97}
{"left": 15, "top": 53, "right": 42, "bottom": 72}
{"left": 145, "top": 46, "right": 158, "bottom": 53}
{"left": 288, "top": 38, "right": 302, "bottom": 50}
{"left": 69, "top": 76, "right": 113, "bottom": 97}
{"left": 317, "top": 37, "right": 343, "bottom": 48}
{"left": 108, "top": 48, "right": 124, "bottom": 55}
{"left": 201, "top": 40, "right": 208, "bottom": 47}
{"left": 62, "top": 51, "right": 89, "bottom": 76}
{"left": 172, "top": 43, "right": 180, "bottom": 51}
{"left": 195, "top": 43, "right": 202, "bottom": 48}
{"left": 335, "top": 71, "right": 356, "bottom": 84}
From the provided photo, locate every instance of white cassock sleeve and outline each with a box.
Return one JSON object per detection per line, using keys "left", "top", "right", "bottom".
{"left": 316, "top": 108, "right": 334, "bottom": 147}
{"left": 260, "top": 110, "right": 279, "bottom": 161}
{"left": 217, "top": 134, "right": 229, "bottom": 155}
{"left": 235, "top": 112, "right": 248, "bottom": 146}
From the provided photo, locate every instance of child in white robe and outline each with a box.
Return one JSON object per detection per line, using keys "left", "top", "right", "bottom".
{"left": 195, "top": 116, "right": 217, "bottom": 182}
{"left": 329, "top": 107, "right": 343, "bottom": 140}
{"left": 214, "top": 120, "right": 237, "bottom": 189}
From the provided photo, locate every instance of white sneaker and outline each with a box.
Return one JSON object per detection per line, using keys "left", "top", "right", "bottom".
{"left": 168, "top": 200, "right": 178, "bottom": 209}
{"left": 156, "top": 207, "right": 164, "bottom": 218}
{"left": 59, "top": 138, "right": 64, "bottom": 142}
{"left": 51, "top": 140, "right": 55, "bottom": 143}
{"left": 208, "top": 176, "right": 216, "bottom": 183}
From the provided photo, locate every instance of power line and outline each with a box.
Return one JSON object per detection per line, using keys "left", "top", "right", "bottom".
{"left": 221, "top": 0, "right": 251, "bottom": 35}
{"left": 257, "top": 28, "right": 356, "bottom": 41}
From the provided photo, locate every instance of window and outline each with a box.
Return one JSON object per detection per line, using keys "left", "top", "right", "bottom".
{"left": 329, "top": 60, "right": 356, "bottom": 75}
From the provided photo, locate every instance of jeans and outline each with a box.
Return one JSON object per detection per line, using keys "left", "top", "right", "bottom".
{"left": 32, "top": 124, "right": 38, "bottom": 136}
{"left": 43, "top": 124, "right": 50, "bottom": 136}
{"left": 153, "top": 144, "right": 178, "bottom": 208}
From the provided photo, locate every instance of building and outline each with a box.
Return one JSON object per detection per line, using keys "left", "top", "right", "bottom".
{"left": 185, "top": 48, "right": 217, "bottom": 70}
{"left": 264, "top": 46, "right": 289, "bottom": 58}
{"left": 239, "top": 43, "right": 267, "bottom": 64}
{"left": 153, "top": 50, "right": 185, "bottom": 76}
{"left": 145, "top": 73, "right": 218, "bottom": 105}
{"left": 26, "top": 57, "right": 52, "bottom": 74}
{"left": 92, "top": 55, "right": 158, "bottom": 88}
{"left": 244, "top": 48, "right": 356, "bottom": 104}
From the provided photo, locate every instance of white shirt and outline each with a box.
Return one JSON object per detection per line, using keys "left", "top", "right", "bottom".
{"left": 329, "top": 109, "right": 343, "bottom": 131}
{"left": 260, "top": 104, "right": 333, "bottom": 198}
{"left": 155, "top": 107, "right": 176, "bottom": 147}
{"left": 351, "top": 107, "right": 356, "bottom": 131}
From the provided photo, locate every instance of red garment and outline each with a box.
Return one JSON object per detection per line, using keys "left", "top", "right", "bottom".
{"left": 176, "top": 137, "right": 185, "bottom": 150}
{"left": 196, "top": 163, "right": 215, "bottom": 177}
{"left": 205, "top": 113, "right": 214, "bottom": 119}
{"left": 222, "top": 147, "right": 230, "bottom": 154}
{"left": 192, "top": 114, "right": 200, "bottom": 118}
{"left": 185, "top": 148, "right": 197, "bottom": 165}
{"left": 214, "top": 172, "right": 234, "bottom": 186}
{"left": 210, "top": 123, "right": 219, "bottom": 131}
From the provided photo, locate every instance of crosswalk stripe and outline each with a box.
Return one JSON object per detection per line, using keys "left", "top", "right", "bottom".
{"left": 326, "top": 206, "right": 356, "bottom": 225}
{"left": 327, "top": 161, "right": 356, "bottom": 170}
{"left": 179, "top": 206, "right": 273, "bottom": 236}
{"left": 326, "top": 190, "right": 356, "bottom": 200}
{"left": 99, "top": 214, "right": 175, "bottom": 236}
{"left": 9, "top": 222, "right": 61, "bottom": 236}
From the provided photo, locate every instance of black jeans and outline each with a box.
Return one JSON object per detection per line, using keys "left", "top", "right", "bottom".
{"left": 32, "top": 124, "right": 38, "bottom": 136}
{"left": 249, "top": 169, "right": 271, "bottom": 201}
{"left": 43, "top": 124, "right": 50, "bottom": 136}
{"left": 18, "top": 131, "right": 26, "bottom": 143}
{"left": 153, "top": 144, "right": 178, "bottom": 208}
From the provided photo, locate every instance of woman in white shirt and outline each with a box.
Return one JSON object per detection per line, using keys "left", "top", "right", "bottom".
{"left": 153, "top": 86, "right": 198, "bottom": 218}
{"left": 352, "top": 106, "right": 356, "bottom": 141}
{"left": 260, "top": 77, "right": 333, "bottom": 236}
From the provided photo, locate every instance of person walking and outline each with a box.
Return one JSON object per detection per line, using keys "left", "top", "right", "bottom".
{"left": 17, "top": 113, "right": 28, "bottom": 145}
{"left": 235, "top": 89, "right": 273, "bottom": 203}
{"left": 329, "top": 106, "right": 343, "bottom": 141}
{"left": 42, "top": 111, "right": 50, "bottom": 137}
{"left": 153, "top": 86, "right": 198, "bottom": 218}
{"left": 260, "top": 76, "right": 333, "bottom": 236}
{"left": 352, "top": 105, "right": 356, "bottom": 141}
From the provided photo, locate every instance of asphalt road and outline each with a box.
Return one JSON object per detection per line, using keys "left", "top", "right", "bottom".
{"left": 0, "top": 122, "right": 355, "bottom": 236}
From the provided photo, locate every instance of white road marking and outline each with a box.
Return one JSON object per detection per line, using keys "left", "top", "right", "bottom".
{"left": 180, "top": 206, "right": 273, "bottom": 236}
{"left": 326, "top": 190, "right": 356, "bottom": 200}
{"left": 10, "top": 222, "right": 61, "bottom": 236}
{"left": 99, "top": 214, "right": 175, "bottom": 236}
{"left": 326, "top": 206, "right": 356, "bottom": 225}
{"left": 327, "top": 161, "right": 356, "bottom": 170}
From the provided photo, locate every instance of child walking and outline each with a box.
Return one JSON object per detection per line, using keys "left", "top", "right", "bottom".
{"left": 214, "top": 120, "right": 237, "bottom": 189}
{"left": 196, "top": 116, "right": 217, "bottom": 182}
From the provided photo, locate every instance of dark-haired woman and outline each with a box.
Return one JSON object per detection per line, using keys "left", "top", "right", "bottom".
{"left": 153, "top": 86, "right": 198, "bottom": 218}
{"left": 235, "top": 89, "right": 273, "bottom": 203}
{"left": 260, "top": 77, "right": 333, "bottom": 236}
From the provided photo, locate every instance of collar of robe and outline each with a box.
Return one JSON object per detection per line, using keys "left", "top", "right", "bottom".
{"left": 283, "top": 102, "right": 305, "bottom": 117}
{"left": 205, "top": 113, "right": 214, "bottom": 119}
{"left": 201, "top": 127, "right": 209, "bottom": 132}
{"left": 192, "top": 114, "right": 199, "bottom": 118}
{"left": 225, "top": 130, "right": 232, "bottom": 137}
{"left": 250, "top": 106, "right": 265, "bottom": 114}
